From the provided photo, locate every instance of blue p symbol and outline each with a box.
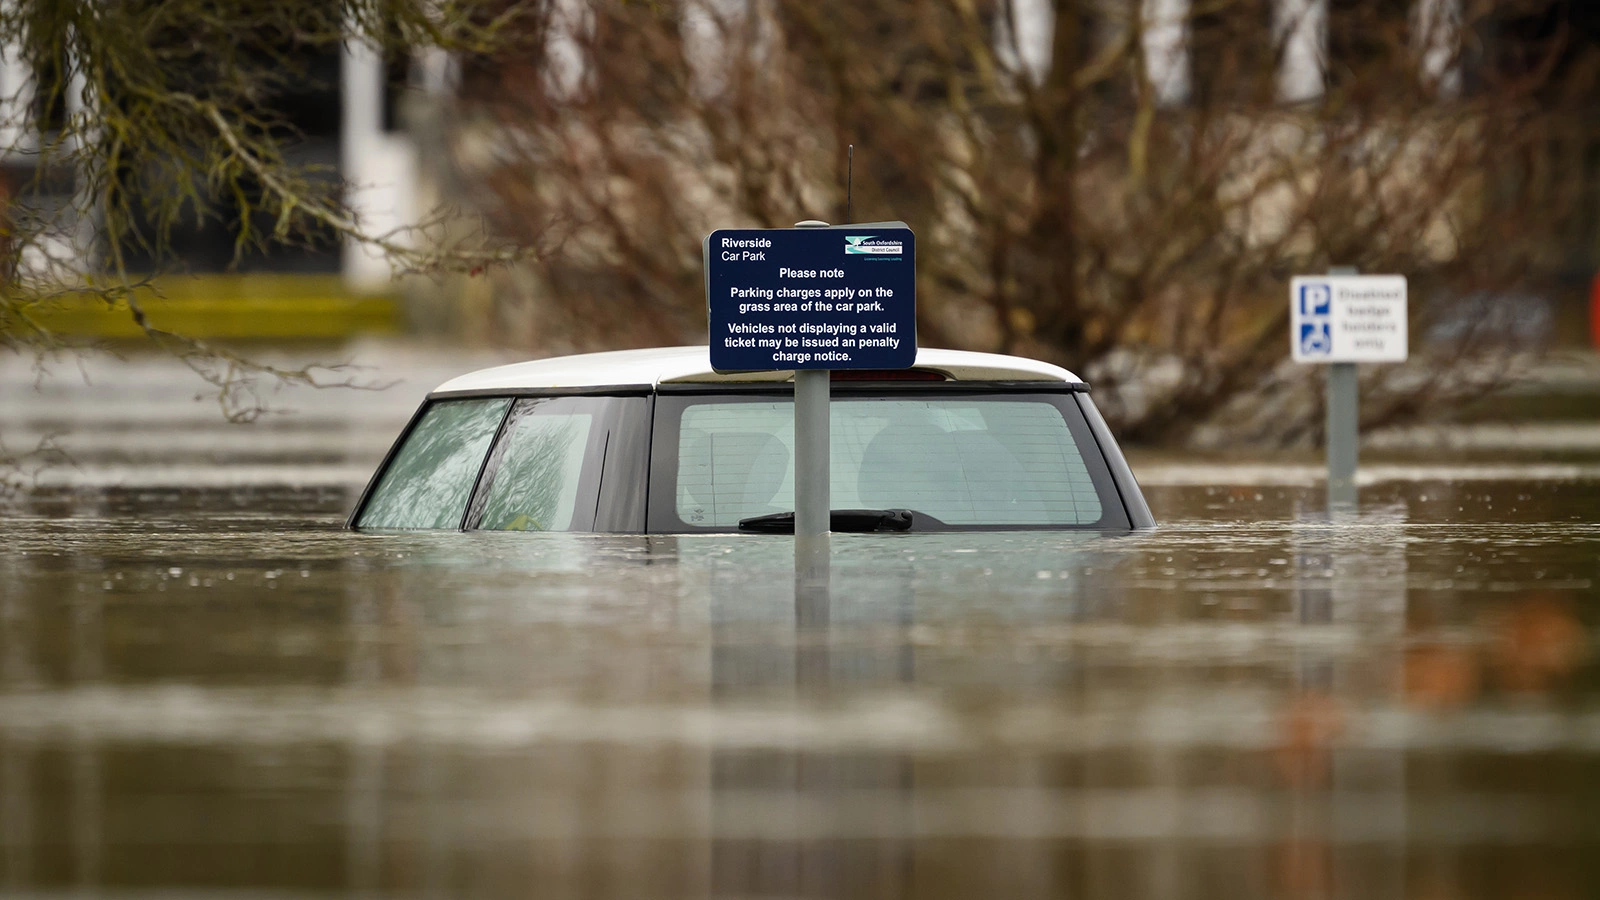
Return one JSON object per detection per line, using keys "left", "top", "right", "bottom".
{"left": 1300, "top": 284, "right": 1332, "bottom": 317}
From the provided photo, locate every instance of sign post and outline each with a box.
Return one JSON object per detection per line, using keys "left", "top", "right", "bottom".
{"left": 1326, "top": 359, "right": 1360, "bottom": 507}
{"left": 705, "top": 221, "right": 916, "bottom": 552}
{"left": 1290, "top": 270, "right": 1408, "bottom": 509}
{"left": 793, "top": 368, "right": 830, "bottom": 541}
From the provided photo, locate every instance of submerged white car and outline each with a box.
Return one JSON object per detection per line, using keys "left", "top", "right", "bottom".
{"left": 349, "top": 346, "right": 1153, "bottom": 533}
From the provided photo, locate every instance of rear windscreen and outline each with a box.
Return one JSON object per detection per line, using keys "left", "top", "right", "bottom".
{"left": 665, "top": 394, "right": 1114, "bottom": 529}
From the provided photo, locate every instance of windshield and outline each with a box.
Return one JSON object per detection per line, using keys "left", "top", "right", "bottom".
{"left": 653, "top": 391, "right": 1124, "bottom": 531}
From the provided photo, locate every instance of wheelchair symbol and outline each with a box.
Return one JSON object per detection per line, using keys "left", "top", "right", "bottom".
{"left": 1299, "top": 284, "right": 1332, "bottom": 317}
{"left": 1299, "top": 322, "right": 1332, "bottom": 356}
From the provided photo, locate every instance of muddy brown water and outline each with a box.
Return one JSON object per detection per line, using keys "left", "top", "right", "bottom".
{"left": 1, "top": 478, "right": 1596, "bottom": 900}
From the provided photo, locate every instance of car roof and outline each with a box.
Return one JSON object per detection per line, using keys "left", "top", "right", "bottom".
{"left": 431, "top": 346, "right": 1084, "bottom": 394}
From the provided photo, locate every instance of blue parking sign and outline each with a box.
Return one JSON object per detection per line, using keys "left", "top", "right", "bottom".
{"left": 1290, "top": 274, "right": 1408, "bottom": 364}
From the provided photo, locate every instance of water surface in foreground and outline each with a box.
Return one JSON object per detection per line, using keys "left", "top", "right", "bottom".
{"left": 2, "top": 479, "right": 1598, "bottom": 899}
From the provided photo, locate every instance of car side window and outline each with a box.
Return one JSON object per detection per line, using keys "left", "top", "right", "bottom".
{"left": 356, "top": 398, "right": 510, "bottom": 530}
{"left": 474, "top": 405, "right": 595, "bottom": 531}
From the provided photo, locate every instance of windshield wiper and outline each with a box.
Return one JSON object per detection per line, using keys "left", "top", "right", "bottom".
{"left": 738, "top": 508, "right": 916, "bottom": 534}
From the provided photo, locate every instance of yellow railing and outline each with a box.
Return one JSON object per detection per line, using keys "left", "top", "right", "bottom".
{"left": 28, "top": 274, "right": 403, "bottom": 340}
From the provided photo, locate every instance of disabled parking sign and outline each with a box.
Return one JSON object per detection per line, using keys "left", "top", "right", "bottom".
{"left": 1290, "top": 275, "right": 1408, "bottom": 363}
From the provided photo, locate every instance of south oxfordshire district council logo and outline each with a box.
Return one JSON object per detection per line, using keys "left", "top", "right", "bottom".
{"left": 845, "top": 235, "right": 903, "bottom": 257}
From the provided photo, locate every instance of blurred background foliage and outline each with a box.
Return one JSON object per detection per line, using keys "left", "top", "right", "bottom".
{"left": 0, "top": 0, "right": 536, "bottom": 414}
{"left": 1, "top": 0, "right": 1598, "bottom": 442}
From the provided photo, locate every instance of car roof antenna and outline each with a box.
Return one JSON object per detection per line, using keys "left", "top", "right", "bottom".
{"left": 845, "top": 143, "right": 854, "bottom": 224}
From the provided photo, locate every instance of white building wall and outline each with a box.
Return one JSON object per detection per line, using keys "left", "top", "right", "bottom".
{"left": 996, "top": 0, "right": 1056, "bottom": 85}
{"left": 544, "top": 0, "right": 594, "bottom": 100}
{"left": 1415, "top": 0, "right": 1462, "bottom": 98}
{"left": 341, "top": 37, "right": 418, "bottom": 293}
{"left": 1141, "top": 0, "right": 1191, "bottom": 106}
{"left": 683, "top": 0, "right": 783, "bottom": 99}
{"left": 0, "top": 3, "right": 33, "bottom": 158}
{"left": 1275, "top": 0, "right": 1328, "bottom": 102}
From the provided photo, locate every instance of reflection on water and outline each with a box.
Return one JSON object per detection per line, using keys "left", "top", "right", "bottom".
{"left": 1, "top": 479, "right": 1598, "bottom": 899}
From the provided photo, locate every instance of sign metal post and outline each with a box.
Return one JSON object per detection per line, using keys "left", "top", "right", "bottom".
{"left": 790, "top": 221, "right": 834, "bottom": 546}
{"left": 793, "top": 368, "right": 830, "bottom": 540}
{"left": 1326, "top": 359, "right": 1360, "bottom": 507}
{"left": 1325, "top": 266, "right": 1360, "bottom": 508}
{"left": 1289, "top": 268, "right": 1408, "bottom": 511}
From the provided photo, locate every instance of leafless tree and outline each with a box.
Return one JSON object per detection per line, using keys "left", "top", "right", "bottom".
{"left": 445, "top": 0, "right": 1598, "bottom": 445}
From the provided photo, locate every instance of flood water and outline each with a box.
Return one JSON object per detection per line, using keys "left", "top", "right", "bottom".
{"left": 2, "top": 477, "right": 1597, "bottom": 900}
{"left": 2, "top": 350, "right": 1599, "bottom": 899}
